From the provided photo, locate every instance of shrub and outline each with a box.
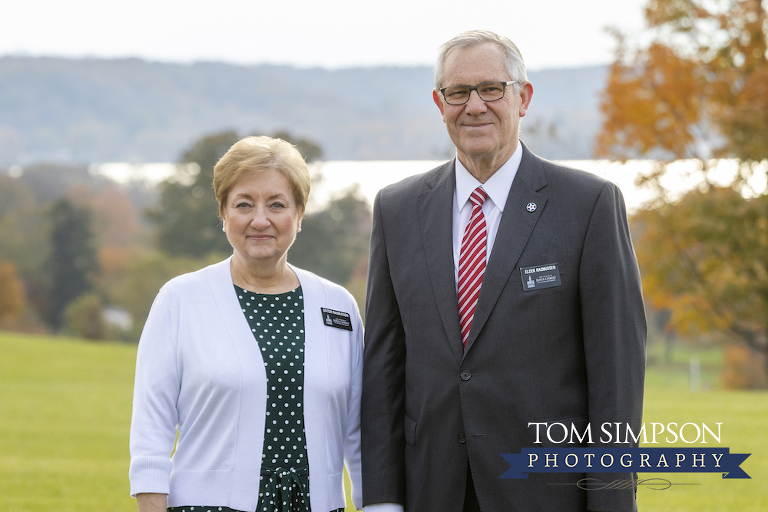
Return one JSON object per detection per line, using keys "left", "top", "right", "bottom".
{"left": 721, "top": 345, "right": 768, "bottom": 390}
{"left": 63, "top": 294, "right": 107, "bottom": 340}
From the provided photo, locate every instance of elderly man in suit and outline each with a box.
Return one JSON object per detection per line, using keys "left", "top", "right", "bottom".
{"left": 361, "top": 30, "right": 646, "bottom": 512}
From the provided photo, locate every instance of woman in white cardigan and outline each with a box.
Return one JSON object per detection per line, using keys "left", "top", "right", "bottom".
{"left": 130, "top": 136, "right": 362, "bottom": 512}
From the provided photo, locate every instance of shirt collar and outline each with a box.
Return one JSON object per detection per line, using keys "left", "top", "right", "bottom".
{"left": 455, "top": 142, "right": 523, "bottom": 213}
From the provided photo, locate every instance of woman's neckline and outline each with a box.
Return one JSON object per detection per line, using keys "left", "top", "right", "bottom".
{"left": 234, "top": 283, "right": 302, "bottom": 297}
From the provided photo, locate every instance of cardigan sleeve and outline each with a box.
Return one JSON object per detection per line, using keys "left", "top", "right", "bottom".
{"left": 129, "top": 285, "right": 181, "bottom": 497}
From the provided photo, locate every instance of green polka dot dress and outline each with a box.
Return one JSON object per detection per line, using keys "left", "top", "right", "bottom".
{"left": 168, "top": 285, "right": 343, "bottom": 512}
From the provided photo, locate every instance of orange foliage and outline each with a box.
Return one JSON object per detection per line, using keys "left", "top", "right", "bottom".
{"left": 718, "top": 68, "right": 768, "bottom": 160}
{"left": 721, "top": 345, "right": 768, "bottom": 389}
{"left": 598, "top": 0, "right": 768, "bottom": 162}
{"left": 0, "top": 260, "right": 25, "bottom": 325}
{"left": 598, "top": 41, "right": 706, "bottom": 159}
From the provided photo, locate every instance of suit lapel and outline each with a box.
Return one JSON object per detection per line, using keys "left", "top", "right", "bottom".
{"left": 417, "top": 160, "right": 464, "bottom": 363}
{"left": 463, "top": 144, "right": 549, "bottom": 355}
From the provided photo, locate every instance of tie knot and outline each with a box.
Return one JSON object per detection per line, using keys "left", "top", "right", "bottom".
{"left": 470, "top": 187, "right": 487, "bottom": 208}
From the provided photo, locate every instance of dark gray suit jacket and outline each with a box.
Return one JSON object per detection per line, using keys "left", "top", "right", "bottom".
{"left": 361, "top": 144, "right": 646, "bottom": 512}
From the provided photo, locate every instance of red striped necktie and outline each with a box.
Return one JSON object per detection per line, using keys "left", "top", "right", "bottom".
{"left": 458, "top": 187, "right": 487, "bottom": 348}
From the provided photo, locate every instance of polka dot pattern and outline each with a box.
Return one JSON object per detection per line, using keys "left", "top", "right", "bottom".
{"left": 237, "top": 285, "right": 311, "bottom": 512}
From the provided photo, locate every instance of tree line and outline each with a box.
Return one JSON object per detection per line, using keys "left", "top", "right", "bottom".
{"left": 0, "top": 130, "right": 370, "bottom": 342}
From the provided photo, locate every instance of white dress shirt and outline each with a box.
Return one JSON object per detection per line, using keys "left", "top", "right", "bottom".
{"left": 453, "top": 142, "right": 523, "bottom": 288}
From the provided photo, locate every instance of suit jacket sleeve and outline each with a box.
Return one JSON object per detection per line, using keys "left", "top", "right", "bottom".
{"left": 580, "top": 182, "right": 646, "bottom": 512}
{"left": 361, "top": 189, "right": 407, "bottom": 506}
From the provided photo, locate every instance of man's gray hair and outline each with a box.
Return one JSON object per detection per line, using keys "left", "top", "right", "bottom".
{"left": 434, "top": 30, "right": 528, "bottom": 92}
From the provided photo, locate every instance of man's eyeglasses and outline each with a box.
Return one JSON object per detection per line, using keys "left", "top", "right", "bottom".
{"left": 440, "top": 81, "right": 519, "bottom": 105}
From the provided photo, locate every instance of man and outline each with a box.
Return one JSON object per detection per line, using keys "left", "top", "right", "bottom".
{"left": 361, "top": 30, "right": 646, "bottom": 512}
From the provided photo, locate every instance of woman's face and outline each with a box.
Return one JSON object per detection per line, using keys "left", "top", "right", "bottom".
{"left": 222, "top": 168, "right": 302, "bottom": 269}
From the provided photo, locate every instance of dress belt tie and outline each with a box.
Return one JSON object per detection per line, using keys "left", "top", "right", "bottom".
{"left": 260, "top": 464, "right": 310, "bottom": 512}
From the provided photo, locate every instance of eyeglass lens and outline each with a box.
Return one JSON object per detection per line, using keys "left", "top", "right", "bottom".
{"left": 442, "top": 82, "right": 507, "bottom": 105}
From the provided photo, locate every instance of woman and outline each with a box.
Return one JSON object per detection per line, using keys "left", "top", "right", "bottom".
{"left": 129, "top": 136, "right": 362, "bottom": 512}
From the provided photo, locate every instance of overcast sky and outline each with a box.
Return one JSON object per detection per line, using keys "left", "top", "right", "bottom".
{"left": 1, "top": 1, "right": 648, "bottom": 70}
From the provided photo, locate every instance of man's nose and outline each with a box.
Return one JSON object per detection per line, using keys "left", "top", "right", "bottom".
{"left": 464, "top": 89, "right": 487, "bottom": 113}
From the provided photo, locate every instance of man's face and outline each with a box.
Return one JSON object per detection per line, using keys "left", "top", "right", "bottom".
{"left": 433, "top": 43, "right": 532, "bottom": 167}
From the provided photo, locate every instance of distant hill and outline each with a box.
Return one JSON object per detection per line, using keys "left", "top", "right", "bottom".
{"left": 0, "top": 56, "right": 606, "bottom": 165}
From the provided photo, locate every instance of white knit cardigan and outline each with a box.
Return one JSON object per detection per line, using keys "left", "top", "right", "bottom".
{"left": 129, "top": 258, "right": 363, "bottom": 511}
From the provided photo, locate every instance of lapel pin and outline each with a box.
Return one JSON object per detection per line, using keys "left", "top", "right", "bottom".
{"left": 526, "top": 202, "right": 537, "bottom": 213}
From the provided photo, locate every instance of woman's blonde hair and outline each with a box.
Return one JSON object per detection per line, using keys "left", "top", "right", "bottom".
{"left": 213, "top": 135, "right": 311, "bottom": 218}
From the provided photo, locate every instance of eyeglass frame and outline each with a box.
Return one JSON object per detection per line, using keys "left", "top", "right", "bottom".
{"left": 439, "top": 80, "right": 520, "bottom": 105}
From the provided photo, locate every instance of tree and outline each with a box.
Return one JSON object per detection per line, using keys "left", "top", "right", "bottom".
{"left": 0, "top": 173, "right": 48, "bottom": 278}
{"left": 146, "top": 130, "right": 240, "bottom": 257}
{"left": 271, "top": 131, "right": 324, "bottom": 163}
{"left": 598, "top": 0, "right": 768, "bottom": 383}
{"left": 72, "top": 183, "right": 141, "bottom": 248}
{"left": 0, "top": 260, "right": 25, "bottom": 326}
{"left": 632, "top": 186, "right": 768, "bottom": 384}
{"left": 113, "top": 251, "right": 211, "bottom": 341}
{"left": 147, "top": 130, "right": 324, "bottom": 258}
{"left": 597, "top": 0, "right": 768, "bottom": 193}
{"left": 46, "top": 199, "right": 99, "bottom": 330}
{"left": 289, "top": 187, "right": 371, "bottom": 287}
{"left": 64, "top": 293, "right": 107, "bottom": 340}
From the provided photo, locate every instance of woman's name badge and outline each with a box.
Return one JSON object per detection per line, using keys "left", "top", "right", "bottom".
{"left": 321, "top": 308, "right": 353, "bottom": 331}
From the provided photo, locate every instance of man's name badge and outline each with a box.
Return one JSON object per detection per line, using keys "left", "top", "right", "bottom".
{"left": 520, "top": 263, "right": 562, "bottom": 291}
{"left": 321, "top": 308, "right": 353, "bottom": 331}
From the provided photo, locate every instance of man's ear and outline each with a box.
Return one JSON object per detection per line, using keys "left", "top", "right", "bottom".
{"left": 518, "top": 81, "right": 534, "bottom": 118}
{"left": 433, "top": 89, "right": 446, "bottom": 117}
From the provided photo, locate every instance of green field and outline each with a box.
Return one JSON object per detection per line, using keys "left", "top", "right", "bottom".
{"left": 1, "top": 331, "right": 766, "bottom": 511}
{"left": 0, "top": 331, "right": 136, "bottom": 511}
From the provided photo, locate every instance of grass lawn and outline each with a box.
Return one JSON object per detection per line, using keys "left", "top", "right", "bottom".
{"left": 0, "top": 331, "right": 137, "bottom": 511}
{"left": 1, "top": 331, "right": 765, "bottom": 511}
{"left": 636, "top": 386, "right": 767, "bottom": 511}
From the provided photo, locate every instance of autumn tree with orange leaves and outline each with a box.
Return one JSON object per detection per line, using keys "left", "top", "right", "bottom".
{"left": 599, "top": 0, "right": 768, "bottom": 166}
{"left": 632, "top": 188, "right": 768, "bottom": 384}
{"left": 598, "top": 0, "right": 768, "bottom": 386}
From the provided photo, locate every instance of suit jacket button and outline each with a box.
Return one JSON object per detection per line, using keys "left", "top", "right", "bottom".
{"left": 458, "top": 432, "right": 466, "bottom": 443}
{"left": 460, "top": 370, "right": 472, "bottom": 381}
